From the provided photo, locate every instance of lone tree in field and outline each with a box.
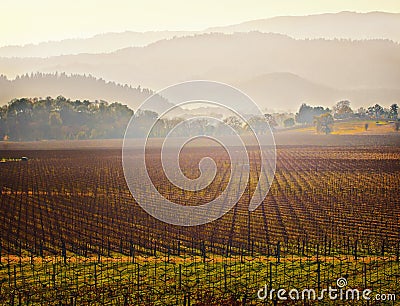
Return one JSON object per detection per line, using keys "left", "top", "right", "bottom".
{"left": 314, "top": 113, "right": 334, "bottom": 134}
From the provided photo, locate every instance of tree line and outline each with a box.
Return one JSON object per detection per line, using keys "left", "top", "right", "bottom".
{"left": 0, "top": 97, "right": 398, "bottom": 141}
{"left": 0, "top": 96, "right": 133, "bottom": 141}
{"left": 294, "top": 101, "right": 399, "bottom": 134}
{"left": 295, "top": 101, "right": 398, "bottom": 124}
{"left": 0, "top": 97, "right": 278, "bottom": 140}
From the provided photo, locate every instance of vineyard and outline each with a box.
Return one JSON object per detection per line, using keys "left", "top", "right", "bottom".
{"left": 0, "top": 134, "right": 399, "bottom": 305}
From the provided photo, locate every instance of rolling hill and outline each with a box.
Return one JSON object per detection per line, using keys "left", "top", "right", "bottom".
{"left": 236, "top": 72, "right": 400, "bottom": 111}
{"left": 0, "top": 73, "right": 172, "bottom": 112}
{"left": 1, "top": 32, "right": 399, "bottom": 111}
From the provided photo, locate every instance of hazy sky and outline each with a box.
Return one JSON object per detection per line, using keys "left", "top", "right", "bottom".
{"left": 1, "top": 0, "right": 400, "bottom": 46}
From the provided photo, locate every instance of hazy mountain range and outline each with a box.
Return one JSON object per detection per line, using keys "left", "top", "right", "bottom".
{"left": 1, "top": 11, "right": 399, "bottom": 58}
{"left": 1, "top": 11, "right": 399, "bottom": 111}
{"left": 208, "top": 11, "right": 400, "bottom": 42}
{"left": 0, "top": 31, "right": 194, "bottom": 58}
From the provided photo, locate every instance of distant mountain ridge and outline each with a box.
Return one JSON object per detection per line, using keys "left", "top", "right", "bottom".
{"left": 1, "top": 32, "right": 398, "bottom": 87}
{"left": 0, "top": 31, "right": 195, "bottom": 58}
{"left": 0, "top": 11, "right": 399, "bottom": 58}
{"left": 207, "top": 11, "right": 400, "bottom": 42}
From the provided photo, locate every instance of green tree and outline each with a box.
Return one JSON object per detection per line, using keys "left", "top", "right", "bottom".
{"left": 283, "top": 118, "right": 295, "bottom": 128}
{"left": 367, "top": 104, "right": 384, "bottom": 119}
{"left": 314, "top": 113, "right": 334, "bottom": 134}
{"left": 48, "top": 111, "right": 63, "bottom": 139}
{"left": 6, "top": 98, "right": 33, "bottom": 140}
{"left": 333, "top": 100, "right": 353, "bottom": 119}
{"left": 132, "top": 110, "right": 159, "bottom": 138}
{"left": 0, "top": 97, "right": 135, "bottom": 141}
{"left": 223, "top": 116, "right": 244, "bottom": 134}
{"left": 389, "top": 104, "right": 398, "bottom": 120}
{"left": 0, "top": 105, "right": 7, "bottom": 139}
{"left": 246, "top": 116, "right": 270, "bottom": 134}
{"left": 296, "top": 103, "right": 330, "bottom": 124}
{"left": 264, "top": 114, "right": 278, "bottom": 128}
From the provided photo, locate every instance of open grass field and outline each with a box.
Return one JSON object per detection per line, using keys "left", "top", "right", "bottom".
{"left": 287, "top": 120, "right": 399, "bottom": 135}
{"left": 0, "top": 133, "right": 399, "bottom": 305}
